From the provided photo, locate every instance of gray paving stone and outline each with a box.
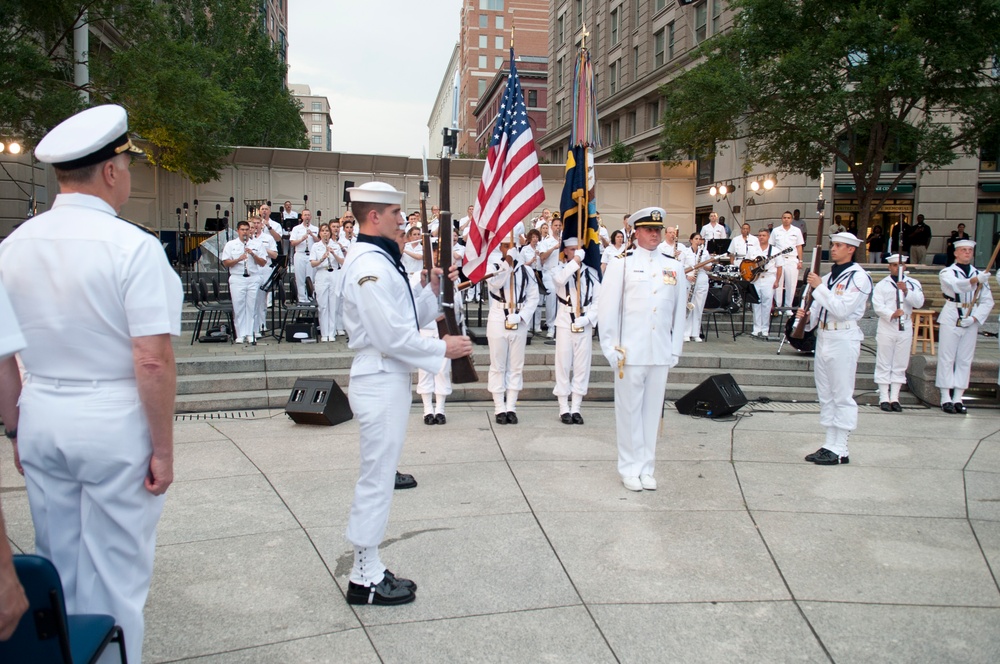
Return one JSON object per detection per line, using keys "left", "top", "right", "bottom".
{"left": 971, "top": 519, "right": 1000, "bottom": 580}
{"left": 177, "top": 629, "right": 379, "bottom": 663}
{"left": 967, "top": 440, "right": 1000, "bottom": 474}
{"left": 591, "top": 601, "right": 828, "bottom": 663}
{"left": 172, "top": 420, "right": 234, "bottom": 444}
{"left": 801, "top": 602, "right": 1000, "bottom": 664}
{"left": 966, "top": 470, "right": 1000, "bottom": 521}
{"left": 538, "top": 510, "right": 789, "bottom": 604}
{"left": 173, "top": 439, "right": 259, "bottom": 482}
{"left": 754, "top": 511, "right": 1000, "bottom": 606}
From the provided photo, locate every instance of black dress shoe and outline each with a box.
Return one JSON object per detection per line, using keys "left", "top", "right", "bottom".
{"left": 434, "top": 413, "right": 447, "bottom": 425}
{"left": 423, "top": 414, "right": 436, "bottom": 425}
{"left": 571, "top": 412, "right": 584, "bottom": 424}
{"left": 890, "top": 402, "right": 902, "bottom": 412}
{"left": 506, "top": 411, "right": 518, "bottom": 424}
{"left": 346, "top": 576, "right": 415, "bottom": 605}
{"left": 954, "top": 402, "right": 967, "bottom": 414}
{"left": 804, "top": 448, "right": 825, "bottom": 462}
{"left": 560, "top": 412, "right": 573, "bottom": 424}
{"left": 809, "top": 448, "right": 849, "bottom": 465}
{"left": 382, "top": 569, "right": 417, "bottom": 592}
{"left": 540, "top": 323, "right": 549, "bottom": 331}
{"left": 394, "top": 471, "right": 417, "bottom": 490}
{"left": 941, "top": 402, "right": 955, "bottom": 414}
{"left": 495, "top": 412, "right": 507, "bottom": 425}
{"left": 880, "top": 402, "right": 891, "bottom": 412}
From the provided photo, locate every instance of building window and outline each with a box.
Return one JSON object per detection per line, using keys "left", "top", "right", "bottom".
{"left": 633, "top": 46, "right": 639, "bottom": 81}
{"left": 311, "top": 102, "right": 321, "bottom": 111}
{"left": 495, "top": 56, "right": 503, "bottom": 69}
{"left": 610, "top": 6, "right": 620, "bottom": 46}
{"left": 696, "top": 156, "right": 715, "bottom": 187}
{"left": 480, "top": 0, "right": 503, "bottom": 9}
{"left": 612, "top": 119, "right": 620, "bottom": 143}
{"left": 695, "top": 2, "right": 708, "bottom": 43}
{"left": 311, "top": 124, "right": 321, "bottom": 133}
{"left": 609, "top": 59, "right": 620, "bottom": 94}
{"left": 479, "top": 35, "right": 487, "bottom": 49}
{"left": 496, "top": 15, "right": 504, "bottom": 29}
{"left": 654, "top": 29, "right": 665, "bottom": 68}
{"left": 634, "top": 0, "right": 640, "bottom": 26}
{"left": 627, "top": 111, "right": 637, "bottom": 137}
{"left": 668, "top": 21, "right": 675, "bottom": 60}
{"left": 312, "top": 113, "right": 323, "bottom": 121}
{"left": 575, "top": 0, "right": 584, "bottom": 28}
{"left": 495, "top": 36, "right": 504, "bottom": 50}
{"left": 555, "top": 100, "right": 563, "bottom": 124}
{"left": 311, "top": 136, "right": 322, "bottom": 145}
{"left": 655, "top": 0, "right": 666, "bottom": 11}
{"left": 479, "top": 14, "right": 488, "bottom": 28}
{"left": 712, "top": 0, "right": 722, "bottom": 35}
{"left": 557, "top": 56, "right": 564, "bottom": 87}
{"left": 980, "top": 128, "right": 1000, "bottom": 171}
{"left": 478, "top": 79, "right": 487, "bottom": 98}
{"left": 557, "top": 14, "right": 564, "bottom": 45}
{"left": 528, "top": 89, "right": 538, "bottom": 107}
{"left": 647, "top": 99, "right": 661, "bottom": 127}
{"left": 479, "top": 55, "right": 487, "bottom": 69}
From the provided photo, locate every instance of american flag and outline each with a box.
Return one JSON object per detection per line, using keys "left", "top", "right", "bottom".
{"left": 465, "top": 48, "right": 545, "bottom": 283}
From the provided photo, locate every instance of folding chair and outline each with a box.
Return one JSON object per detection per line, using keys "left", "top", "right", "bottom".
{"left": 702, "top": 283, "right": 738, "bottom": 341}
{"left": 0, "top": 554, "right": 127, "bottom": 663}
{"left": 277, "top": 278, "right": 318, "bottom": 343}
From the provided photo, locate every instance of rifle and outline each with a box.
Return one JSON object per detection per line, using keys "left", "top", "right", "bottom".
{"left": 437, "top": 156, "right": 479, "bottom": 384}
{"left": 965, "top": 239, "right": 1000, "bottom": 322}
{"left": 894, "top": 216, "right": 905, "bottom": 331}
{"left": 791, "top": 177, "right": 826, "bottom": 340}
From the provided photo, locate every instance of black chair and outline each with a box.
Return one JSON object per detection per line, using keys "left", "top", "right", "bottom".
{"left": 0, "top": 554, "right": 127, "bottom": 663}
{"left": 188, "top": 279, "right": 206, "bottom": 345}
{"left": 702, "top": 283, "right": 738, "bottom": 341}
{"left": 277, "top": 277, "right": 318, "bottom": 343}
{"left": 198, "top": 279, "right": 235, "bottom": 343}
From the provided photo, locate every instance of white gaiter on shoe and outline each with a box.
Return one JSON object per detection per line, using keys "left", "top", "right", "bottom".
{"left": 434, "top": 394, "right": 447, "bottom": 415}
{"left": 571, "top": 393, "right": 583, "bottom": 414}
{"left": 558, "top": 395, "right": 569, "bottom": 413}
{"left": 493, "top": 392, "right": 506, "bottom": 414}
{"left": 351, "top": 545, "right": 386, "bottom": 586}
{"left": 953, "top": 388, "right": 965, "bottom": 404}
{"left": 877, "top": 384, "right": 890, "bottom": 402}
{"left": 505, "top": 389, "right": 518, "bottom": 412}
{"left": 421, "top": 393, "right": 433, "bottom": 415}
{"left": 940, "top": 388, "right": 952, "bottom": 403}
{"left": 889, "top": 383, "right": 902, "bottom": 402}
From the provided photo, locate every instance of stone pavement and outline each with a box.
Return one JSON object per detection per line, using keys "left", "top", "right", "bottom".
{"left": 5, "top": 398, "right": 1000, "bottom": 662}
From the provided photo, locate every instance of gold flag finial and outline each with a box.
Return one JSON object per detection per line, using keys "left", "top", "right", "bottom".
{"left": 510, "top": 24, "right": 515, "bottom": 49}
{"left": 581, "top": 23, "right": 589, "bottom": 49}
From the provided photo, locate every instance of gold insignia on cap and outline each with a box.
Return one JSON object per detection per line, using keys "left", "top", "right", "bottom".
{"left": 651, "top": 210, "right": 662, "bottom": 222}
{"left": 358, "top": 275, "right": 379, "bottom": 286}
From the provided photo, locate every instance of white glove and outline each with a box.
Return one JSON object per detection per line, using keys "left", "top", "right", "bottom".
{"left": 606, "top": 348, "right": 625, "bottom": 369}
{"left": 668, "top": 355, "right": 680, "bottom": 369}
{"left": 959, "top": 317, "right": 976, "bottom": 328}
{"left": 979, "top": 271, "right": 990, "bottom": 285}
{"left": 506, "top": 313, "right": 520, "bottom": 326}
{"left": 574, "top": 249, "right": 586, "bottom": 262}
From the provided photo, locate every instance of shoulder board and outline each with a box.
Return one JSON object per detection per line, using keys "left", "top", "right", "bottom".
{"left": 617, "top": 250, "right": 633, "bottom": 259}
{"left": 116, "top": 216, "right": 158, "bottom": 238}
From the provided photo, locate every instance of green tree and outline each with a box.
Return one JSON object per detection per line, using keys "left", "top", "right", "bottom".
{"left": 608, "top": 140, "right": 636, "bottom": 163}
{"left": 658, "top": 0, "right": 1000, "bottom": 229}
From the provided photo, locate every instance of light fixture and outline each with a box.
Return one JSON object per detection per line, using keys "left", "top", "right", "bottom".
{"left": 749, "top": 180, "right": 760, "bottom": 192}
{"left": 762, "top": 176, "right": 775, "bottom": 190}
{"left": 0, "top": 140, "right": 23, "bottom": 155}
{"left": 718, "top": 183, "right": 729, "bottom": 196}
{"left": 709, "top": 185, "right": 718, "bottom": 197}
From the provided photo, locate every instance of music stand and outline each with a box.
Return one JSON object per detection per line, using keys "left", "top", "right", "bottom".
{"left": 707, "top": 239, "right": 729, "bottom": 256}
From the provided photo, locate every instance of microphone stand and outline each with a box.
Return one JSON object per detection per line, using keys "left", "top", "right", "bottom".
{"left": 175, "top": 207, "right": 182, "bottom": 271}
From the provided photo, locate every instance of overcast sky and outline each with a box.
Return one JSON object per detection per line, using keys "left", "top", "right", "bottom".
{"left": 287, "top": 1, "right": 464, "bottom": 158}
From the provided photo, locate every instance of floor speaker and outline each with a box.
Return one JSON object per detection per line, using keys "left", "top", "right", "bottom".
{"left": 285, "top": 378, "right": 353, "bottom": 425}
{"left": 675, "top": 373, "right": 747, "bottom": 418}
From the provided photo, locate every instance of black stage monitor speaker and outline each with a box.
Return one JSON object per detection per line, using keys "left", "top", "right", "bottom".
{"left": 343, "top": 181, "right": 355, "bottom": 205}
{"left": 285, "top": 378, "right": 353, "bottom": 425}
{"left": 675, "top": 373, "right": 747, "bottom": 418}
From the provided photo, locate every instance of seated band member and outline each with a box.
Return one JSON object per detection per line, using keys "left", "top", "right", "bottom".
{"left": 221, "top": 220, "right": 266, "bottom": 343}
{"left": 683, "top": 233, "right": 710, "bottom": 342}
{"left": 486, "top": 238, "right": 539, "bottom": 424}
{"left": 552, "top": 237, "right": 600, "bottom": 424}
{"left": 747, "top": 229, "right": 782, "bottom": 339}
{"left": 872, "top": 254, "right": 924, "bottom": 411}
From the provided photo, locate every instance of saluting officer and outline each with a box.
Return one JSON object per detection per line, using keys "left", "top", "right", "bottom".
{"left": 936, "top": 239, "right": 994, "bottom": 413}
{"left": 551, "top": 237, "right": 600, "bottom": 424}
{"left": 796, "top": 232, "right": 872, "bottom": 465}
{"left": 340, "top": 182, "right": 472, "bottom": 606}
{"left": 0, "top": 105, "right": 182, "bottom": 664}
{"left": 872, "top": 254, "right": 924, "bottom": 411}
{"left": 598, "top": 207, "right": 687, "bottom": 492}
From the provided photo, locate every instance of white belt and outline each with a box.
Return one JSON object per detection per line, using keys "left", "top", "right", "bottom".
{"left": 24, "top": 374, "right": 137, "bottom": 388}
{"left": 819, "top": 321, "right": 857, "bottom": 331}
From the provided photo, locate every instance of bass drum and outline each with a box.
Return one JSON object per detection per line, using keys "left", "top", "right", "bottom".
{"left": 784, "top": 316, "right": 816, "bottom": 353}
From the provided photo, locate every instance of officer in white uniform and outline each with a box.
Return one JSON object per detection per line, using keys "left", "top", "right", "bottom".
{"left": 0, "top": 105, "right": 182, "bottom": 664}
{"left": 770, "top": 211, "right": 805, "bottom": 308}
{"left": 727, "top": 223, "right": 762, "bottom": 262}
{"left": 683, "top": 232, "right": 711, "bottom": 342}
{"left": 486, "top": 238, "right": 540, "bottom": 424}
{"left": 872, "top": 254, "right": 924, "bottom": 411}
{"left": 747, "top": 230, "right": 783, "bottom": 338}
{"left": 340, "top": 182, "right": 472, "bottom": 605}
{"left": 309, "top": 223, "right": 344, "bottom": 342}
{"left": 598, "top": 207, "right": 687, "bottom": 492}
{"left": 552, "top": 237, "right": 600, "bottom": 424}
{"left": 289, "top": 210, "right": 319, "bottom": 302}
{"left": 936, "top": 239, "right": 993, "bottom": 413}
{"left": 221, "top": 220, "right": 266, "bottom": 343}
{"left": 537, "top": 219, "right": 562, "bottom": 336}
{"left": 699, "top": 212, "right": 728, "bottom": 240}
{"left": 657, "top": 225, "right": 687, "bottom": 261}
{"left": 250, "top": 215, "right": 278, "bottom": 334}
{"left": 796, "top": 232, "right": 872, "bottom": 465}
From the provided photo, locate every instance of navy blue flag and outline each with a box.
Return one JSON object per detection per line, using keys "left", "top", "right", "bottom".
{"left": 559, "top": 145, "right": 602, "bottom": 278}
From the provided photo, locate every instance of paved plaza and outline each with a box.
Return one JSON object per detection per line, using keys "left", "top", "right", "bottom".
{"left": 4, "top": 397, "right": 1000, "bottom": 662}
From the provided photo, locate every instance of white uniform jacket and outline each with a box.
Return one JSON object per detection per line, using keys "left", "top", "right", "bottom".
{"left": 341, "top": 241, "right": 446, "bottom": 377}
{"left": 486, "top": 257, "right": 540, "bottom": 328}
{"left": 310, "top": 239, "right": 343, "bottom": 271}
{"left": 598, "top": 247, "right": 687, "bottom": 368}
{"left": 552, "top": 261, "right": 600, "bottom": 329}
{"left": 805, "top": 263, "right": 872, "bottom": 335}
{"left": 728, "top": 234, "right": 762, "bottom": 261}
{"left": 938, "top": 264, "right": 994, "bottom": 326}
{"left": 872, "top": 274, "right": 924, "bottom": 333}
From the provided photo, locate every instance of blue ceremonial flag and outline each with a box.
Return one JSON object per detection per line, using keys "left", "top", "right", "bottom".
{"left": 559, "top": 145, "right": 602, "bottom": 278}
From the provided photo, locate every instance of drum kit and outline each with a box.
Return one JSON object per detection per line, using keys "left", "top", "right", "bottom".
{"left": 708, "top": 263, "right": 745, "bottom": 313}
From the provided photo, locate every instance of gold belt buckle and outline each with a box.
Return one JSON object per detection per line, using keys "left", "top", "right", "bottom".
{"left": 571, "top": 323, "right": 585, "bottom": 333}
{"left": 505, "top": 321, "right": 518, "bottom": 330}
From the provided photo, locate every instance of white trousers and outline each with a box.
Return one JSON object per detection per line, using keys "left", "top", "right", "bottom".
{"left": 614, "top": 364, "right": 669, "bottom": 478}
{"left": 752, "top": 279, "right": 775, "bottom": 336}
{"left": 417, "top": 328, "right": 452, "bottom": 395}
{"left": 254, "top": 267, "right": 271, "bottom": 332}
{"left": 541, "top": 270, "right": 557, "bottom": 326}
{"left": 553, "top": 323, "right": 593, "bottom": 397}
{"left": 936, "top": 322, "right": 979, "bottom": 390}
{"left": 346, "top": 372, "right": 411, "bottom": 548}
{"left": 774, "top": 262, "right": 800, "bottom": 308}
{"left": 229, "top": 274, "right": 257, "bottom": 339}
{"left": 314, "top": 268, "right": 339, "bottom": 338}
{"left": 815, "top": 329, "right": 862, "bottom": 435}
{"left": 685, "top": 279, "right": 708, "bottom": 339}
{"left": 293, "top": 252, "right": 312, "bottom": 302}
{"left": 19, "top": 380, "right": 164, "bottom": 664}
{"left": 487, "top": 324, "right": 528, "bottom": 394}
{"left": 874, "top": 324, "right": 913, "bottom": 386}
{"left": 333, "top": 270, "right": 345, "bottom": 332}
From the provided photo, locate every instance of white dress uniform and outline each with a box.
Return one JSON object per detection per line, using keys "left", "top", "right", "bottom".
{"left": 250, "top": 230, "right": 277, "bottom": 333}
{"left": 309, "top": 239, "right": 344, "bottom": 340}
{"left": 871, "top": 260, "right": 924, "bottom": 405}
{"left": 727, "top": 233, "right": 762, "bottom": 262}
{"left": 601, "top": 243, "right": 625, "bottom": 269}
{"left": 770, "top": 224, "right": 805, "bottom": 307}
{"left": 401, "top": 240, "right": 424, "bottom": 275}
{"left": 936, "top": 259, "right": 994, "bottom": 406}
{"left": 518, "top": 243, "right": 543, "bottom": 327}
{"left": 598, "top": 208, "right": 687, "bottom": 489}
{"left": 486, "top": 255, "right": 540, "bottom": 416}
{"left": 413, "top": 271, "right": 458, "bottom": 418}
{"left": 802, "top": 259, "right": 872, "bottom": 461}
{"left": 656, "top": 240, "right": 688, "bottom": 262}
{"left": 0, "top": 182, "right": 181, "bottom": 664}
{"left": 0, "top": 281, "right": 26, "bottom": 359}
{"left": 700, "top": 221, "right": 728, "bottom": 240}
{"left": 290, "top": 222, "right": 319, "bottom": 301}
{"left": 683, "top": 245, "right": 711, "bottom": 341}
{"left": 537, "top": 233, "right": 561, "bottom": 330}
{"left": 552, "top": 256, "right": 601, "bottom": 417}
{"left": 746, "top": 243, "right": 782, "bottom": 337}
{"left": 221, "top": 237, "right": 260, "bottom": 341}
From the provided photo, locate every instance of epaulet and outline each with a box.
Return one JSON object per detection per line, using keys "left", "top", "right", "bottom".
{"left": 117, "top": 215, "right": 158, "bottom": 238}
{"left": 617, "top": 250, "right": 633, "bottom": 259}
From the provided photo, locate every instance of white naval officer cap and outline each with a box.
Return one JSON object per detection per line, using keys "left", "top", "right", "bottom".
{"left": 952, "top": 239, "right": 976, "bottom": 249}
{"left": 35, "top": 104, "right": 143, "bottom": 170}
{"left": 347, "top": 182, "right": 405, "bottom": 205}
{"left": 885, "top": 254, "right": 909, "bottom": 264}
{"left": 829, "top": 231, "right": 862, "bottom": 247}
{"left": 562, "top": 236, "right": 579, "bottom": 248}
{"left": 629, "top": 207, "right": 666, "bottom": 228}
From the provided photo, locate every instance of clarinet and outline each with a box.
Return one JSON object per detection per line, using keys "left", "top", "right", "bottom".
{"left": 242, "top": 240, "right": 250, "bottom": 277}
{"left": 324, "top": 240, "right": 333, "bottom": 272}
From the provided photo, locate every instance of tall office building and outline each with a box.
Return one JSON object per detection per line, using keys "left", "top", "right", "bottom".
{"left": 290, "top": 84, "right": 333, "bottom": 152}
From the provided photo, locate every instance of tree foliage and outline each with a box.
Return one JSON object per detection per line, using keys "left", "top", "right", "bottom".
{"left": 659, "top": 0, "right": 1000, "bottom": 226}
{"left": 1, "top": 0, "right": 307, "bottom": 183}
{"left": 608, "top": 140, "right": 636, "bottom": 163}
